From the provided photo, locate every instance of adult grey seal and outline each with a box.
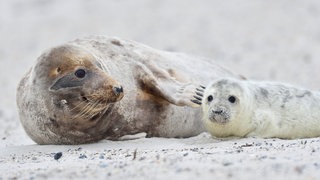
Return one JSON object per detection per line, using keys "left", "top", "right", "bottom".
{"left": 201, "top": 77, "right": 320, "bottom": 139}
{"left": 17, "top": 36, "right": 238, "bottom": 144}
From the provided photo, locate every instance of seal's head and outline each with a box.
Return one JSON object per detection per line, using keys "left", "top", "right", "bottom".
{"left": 24, "top": 44, "right": 124, "bottom": 144}
{"left": 201, "top": 78, "right": 253, "bottom": 137}
{"left": 202, "top": 79, "right": 243, "bottom": 124}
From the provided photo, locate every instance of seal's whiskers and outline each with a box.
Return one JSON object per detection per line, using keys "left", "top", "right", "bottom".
{"left": 72, "top": 98, "right": 107, "bottom": 121}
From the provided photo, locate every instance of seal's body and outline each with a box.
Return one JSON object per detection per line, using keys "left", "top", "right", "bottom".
{"left": 201, "top": 78, "right": 320, "bottom": 139}
{"left": 17, "top": 36, "right": 237, "bottom": 144}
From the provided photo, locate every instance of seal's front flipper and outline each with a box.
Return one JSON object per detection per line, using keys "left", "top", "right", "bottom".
{"left": 190, "top": 85, "right": 205, "bottom": 106}
{"left": 134, "top": 64, "right": 203, "bottom": 107}
{"left": 164, "top": 82, "right": 205, "bottom": 107}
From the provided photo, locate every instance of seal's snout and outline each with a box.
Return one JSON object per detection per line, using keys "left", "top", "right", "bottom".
{"left": 208, "top": 106, "right": 229, "bottom": 124}
{"left": 113, "top": 86, "right": 124, "bottom": 96}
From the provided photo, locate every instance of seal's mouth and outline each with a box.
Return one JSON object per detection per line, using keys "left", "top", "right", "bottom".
{"left": 209, "top": 116, "right": 229, "bottom": 124}
{"left": 89, "top": 108, "right": 108, "bottom": 121}
{"left": 208, "top": 108, "right": 230, "bottom": 124}
{"left": 65, "top": 93, "right": 114, "bottom": 122}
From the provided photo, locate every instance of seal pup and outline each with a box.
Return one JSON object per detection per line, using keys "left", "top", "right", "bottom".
{"left": 200, "top": 78, "right": 320, "bottom": 139}
{"left": 17, "top": 36, "right": 238, "bottom": 144}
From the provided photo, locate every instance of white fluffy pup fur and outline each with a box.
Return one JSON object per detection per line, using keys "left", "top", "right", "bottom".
{"left": 201, "top": 78, "right": 320, "bottom": 139}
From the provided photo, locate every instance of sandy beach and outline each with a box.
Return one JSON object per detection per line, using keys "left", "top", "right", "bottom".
{"left": 1, "top": 0, "right": 320, "bottom": 179}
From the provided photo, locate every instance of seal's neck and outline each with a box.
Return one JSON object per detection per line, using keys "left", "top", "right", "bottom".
{"left": 91, "top": 102, "right": 138, "bottom": 140}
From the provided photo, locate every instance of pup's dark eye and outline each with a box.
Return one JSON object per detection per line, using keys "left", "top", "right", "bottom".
{"left": 207, "top": 95, "right": 213, "bottom": 102}
{"left": 75, "top": 69, "right": 86, "bottom": 78}
{"left": 228, "top": 96, "right": 236, "bottom": 103}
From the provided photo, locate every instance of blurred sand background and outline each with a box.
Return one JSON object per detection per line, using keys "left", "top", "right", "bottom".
{"left": 1, "top": 0, "right": 320, "bottom": 179}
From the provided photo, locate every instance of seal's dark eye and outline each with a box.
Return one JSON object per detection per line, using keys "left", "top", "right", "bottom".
{"left": 207, "top": 95, "right": 213, "bottom": 102}
{"left": 75, "top": 69, "right": 86, "bottom": 78}
{"left": 228, "top": 96, "right": 236, "bottom": 103}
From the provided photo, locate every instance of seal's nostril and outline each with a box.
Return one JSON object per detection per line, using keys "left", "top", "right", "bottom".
{"left": 113, "top": 86, "right": 123, "bottom": 95}
{"left": 118, "top": 86, "right": 123, "bottom": 93}
{"left": 213, "top": 110, "right": 223, "bottom": 114}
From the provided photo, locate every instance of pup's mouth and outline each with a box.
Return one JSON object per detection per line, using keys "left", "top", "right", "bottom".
{"left": 208, "top": 109, "right": 230, "bottom": 124}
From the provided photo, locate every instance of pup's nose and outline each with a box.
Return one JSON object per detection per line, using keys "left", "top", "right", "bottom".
{"left": 213, "top": 110, "right": 223, "bottom": 115}
{"left": 113, "top": 86, "right": 123, "bottom": 95}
